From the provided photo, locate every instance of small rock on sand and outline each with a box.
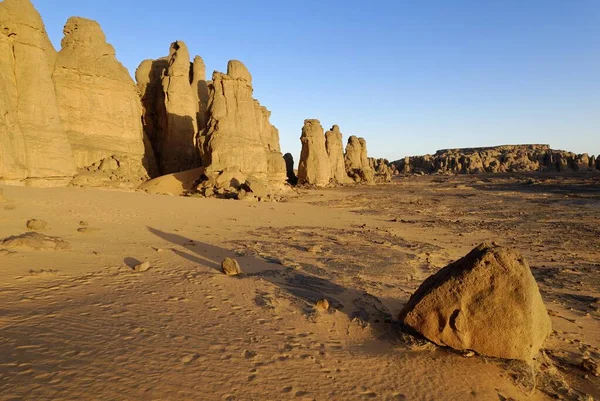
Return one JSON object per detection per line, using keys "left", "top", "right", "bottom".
{"left": 315, "top": 299, "right": 330, "bottom": 311}
{"left": 221, "top": 257, "right": 242, "bottom": 276}
{"left": 26, "top": 219, "right": 48, "bottom": 231}
{"left": 2, "top": 232, "right": 70, "bottom": 251}
{"left": 133, "top": 261, "right": 151, "bottom": 272}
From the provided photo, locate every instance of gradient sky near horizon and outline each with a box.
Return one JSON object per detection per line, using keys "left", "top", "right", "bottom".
{"left": 33, "top": 0, "right": 599, "bottom": 161}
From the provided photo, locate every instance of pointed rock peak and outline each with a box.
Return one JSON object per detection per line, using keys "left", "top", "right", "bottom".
{"left": 192, "top": 56, "right": 206, "bottom": 82}
{"left": 330, "top": 125, "right": 341, "bottom": 134}
{"left": 227, "top": 60, "right": 252, "bottom": 86}
{"left": 61, "top": 17, "right": 109, "bottom": 49}
{"left": 166, "top": 40, "right": 190, "bottom": 78}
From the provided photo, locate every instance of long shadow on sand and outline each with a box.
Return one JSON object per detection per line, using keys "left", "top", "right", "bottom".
{"left": 147, "top": 226, "right": 394, "bottom": 333}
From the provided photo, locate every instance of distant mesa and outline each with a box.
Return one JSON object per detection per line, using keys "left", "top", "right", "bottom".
{"left": 393, "top": 144, "right": 598, "bottom": 175}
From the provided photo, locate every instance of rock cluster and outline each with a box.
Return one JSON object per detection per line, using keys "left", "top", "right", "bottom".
{"left": 297, "top": 120, "right": 390, "bottom": 187}
{"left": 0, "top": 0, "right": 154, "bottom": 187}
{"left": 394, "top": 144, "right": 599, "bottom": 175}
{"left": 399, "top": 243, "right": 551, "bottom": 361}
{"left": 137, "top": 51, "right": 287, "bottom": 196}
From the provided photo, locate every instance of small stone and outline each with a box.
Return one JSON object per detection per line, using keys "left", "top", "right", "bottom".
{"left": 181, "top": 353, "right": 199, "bottom": 364}
{"left": 26, "top": 219, "right": 48, "bottom": 231}
{"left": 463, "top": 350, "right": 475, "bottom": 358}
{"left": 315, "top": 299, "right": 329, "bottom": 311}
{"left": 79, "top": 220, "right": 89, "bottom": 226}
{"left": 581, "top": 357, "right": 599, "bottom": 377}
{"left": 307, "top": 245, "right": 321, "bottom": 254}
{"left": 221, "top": 257, "right": 242, "bottom": 276}
{"left": 133, "top": 261, "right": 151, "bottom": 272}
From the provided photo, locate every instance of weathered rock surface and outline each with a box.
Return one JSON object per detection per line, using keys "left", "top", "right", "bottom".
{"left": 325, "top": 125, "right": 351, "bottom": 184}
{"left": 399, "top": 243, "right": 551, "bottom": 361}
{"left": 344, "top": 136, "right": 374, "bottom": 183}
{"left": 0, "top": 0, "right": 75, "bottom": 186}
{"left": 394, "top": 145, "right": 598, "bottom": 175}
{"left": 200, "top": 60, "right": 286, "bottom": 193}
{"left": 52, "top": 17, "right": 152, "bottom": 175}
{"left": 298, "top": 120, "right": 331, "bottom": 186}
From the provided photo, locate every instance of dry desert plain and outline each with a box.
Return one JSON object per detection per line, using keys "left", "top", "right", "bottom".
{"left": 0, "top": 173, "right": 599, "bottom": 401}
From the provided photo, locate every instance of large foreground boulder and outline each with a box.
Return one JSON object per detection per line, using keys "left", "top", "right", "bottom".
{"left": 399, "top": 243, "right": 551, "bottom": 361}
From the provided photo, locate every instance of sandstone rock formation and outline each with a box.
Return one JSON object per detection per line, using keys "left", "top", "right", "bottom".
{"left": 1, "top": 0, "right": 156, "bottom": 187}
{"left": 297, "top": 120, "right": 331, "bottom": 186}
{"left": 52, "top": 17, "right": 151, "bottom": 174}
{"left": 136, "top": 41, "right": 207, "bottom": 174}
{"left": 344, "top": 136, "right": 374, "bottom": 183}
{"left": 0, "top": 0, "right": 75, "bottom": 186}
{"left": 325, "top": 125, "right": 351, "bottom": 184}
{"left": 394, "top": 145, "right": 599, "bottom": 175}
{"left": 399, "top": 243, "right": 551, "bottom": 361}
{"left": 200, "top": 60, "right": 287, "bottom": 193}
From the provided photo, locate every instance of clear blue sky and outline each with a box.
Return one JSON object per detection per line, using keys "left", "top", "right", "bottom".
{"left": 34, "top": 0, "right": 599, "bottom": 161}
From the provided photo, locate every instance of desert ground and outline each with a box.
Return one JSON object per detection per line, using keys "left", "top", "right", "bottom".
{"left": 0, "top": 173, "right": 599, "bottom": 401}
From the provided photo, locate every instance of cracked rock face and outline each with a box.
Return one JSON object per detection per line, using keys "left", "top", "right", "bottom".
{"left": 52, "top": 17, "right": 153, "bottom": 174}
{"left": 0, "top": 0, "right": 75, "bottom": 186}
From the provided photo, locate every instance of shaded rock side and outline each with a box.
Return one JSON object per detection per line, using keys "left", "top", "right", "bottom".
{"left": 283, "top": 153, "right": 298, "bottom": 185}
{"left": 297, "top": 119, "right": 331, "bottom": 186}
{"left": 399, "top": 243, "right": 552, "bottom": 361}
{"left": 201, "top": 60, "right": 286, "bottom": 189}
{"left": 160, "top": 41, "right": 201, "bottom": 173}
{"left": 325, "top": 125, "right": 351, "bottom": 184}
{"left": 136, "top": 41, "right": 208, "bottom": 175}
{"left": 344, "top": 136, "right": 374, "bottom": 183}
{"left": 0, "top": 0, "right": 75, "bottom": 186}
{"left": 52, "top": 17, "right": 152, "bottom": 176}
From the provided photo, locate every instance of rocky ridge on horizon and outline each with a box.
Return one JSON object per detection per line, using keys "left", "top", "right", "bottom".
{"left": 394, "top": 144, "right": 599, "bottom": 175}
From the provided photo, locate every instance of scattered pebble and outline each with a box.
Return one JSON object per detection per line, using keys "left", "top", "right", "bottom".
{"left": 26, "top": 219, "right": 48, "bottom": 231}
{"left": 133, "top": 261, "right": 151, "bottom": 272}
